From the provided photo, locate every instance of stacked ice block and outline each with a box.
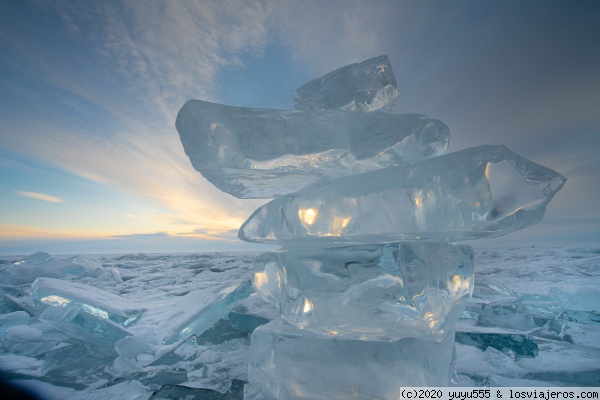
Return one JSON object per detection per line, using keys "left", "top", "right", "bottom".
{"left": 176, "top": 55, "right": 565, "bottom": 398}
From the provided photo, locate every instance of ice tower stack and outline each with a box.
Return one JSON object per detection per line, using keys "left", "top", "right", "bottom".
{"left": 176, "top": 55, "right": 565, "bottom": 399}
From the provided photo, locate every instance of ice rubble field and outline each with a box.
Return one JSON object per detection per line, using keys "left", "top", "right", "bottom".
{"left": 0, "top": 246, "right": 599, "bottom": 399}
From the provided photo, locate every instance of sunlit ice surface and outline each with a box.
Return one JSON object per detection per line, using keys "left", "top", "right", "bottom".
{"left": 239, "top": 144, "right": 566, "bottom": 245}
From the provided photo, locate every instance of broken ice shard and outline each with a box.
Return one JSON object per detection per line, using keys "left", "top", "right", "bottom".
{"left": 8, "top": 252, "right": 90, "bottom": 285}
{"left": 294, "top": 54, "right": 399, "bottom": 112}
{"left": 0, "top": 325, "right": 53, "bottom": 358}
{"left": 239, "top": 145, "right": 566, "bottom": 244}
{"left": 0, "top": 288, "right": 36, "bottom": 315}
{"left": 40, "top": 304, "right": 131, "bottom": 346}
{"left": 31, "top": 278, "right": 145, "bottom": 327}
{"left": 229, "top": 306, "right": 270, "bottom": 334}
{"left": 190, "top": 317, "right": 249, "bottom": 345}
{"left": 455, "top": 331, "right": 538, "bottom": 359}
{"left": 248, "top": 319, "right": 455, "bottom": 397}
{"left": 0, "top": 311, "right": 29, "bottom": 333}
{"left": 176, "top": 100, "right": 449, "bottom": 198}
{"left": 149, "top": 380, "right": 246, "bottom": 400}
{"left": 41, "top": 342, "right": 113, "bottom": 381}
{"left": 532, "top": 310, "right": 600, "bottom": 348}
{"left": 253, "top": 241, "right": 473, "bottom": 340}
{"left": 549, "top": 285, "right": 600, "bottom": 311}
{"left": 158, "top": 280, "right": 252, "bottom": 345}
{"left": 477, "top": 299, "right": 537, "bottom": 330}
{"left": 21, "top": 251, "right": 52, "bottom": 265}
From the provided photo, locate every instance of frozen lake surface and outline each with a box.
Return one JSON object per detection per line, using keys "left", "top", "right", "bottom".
{"left": 0, "top": 245, "right": 599, "bottom": 399}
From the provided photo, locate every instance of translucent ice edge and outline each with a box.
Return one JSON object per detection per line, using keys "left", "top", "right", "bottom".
{"left": 31, "top": 278, "right": 145, "bottom": 327}
{"left": 40, "top": 304, "right": 131, "bottom": 345}
{"left": 176, "top": 100, "right": 449, "bottom": 198}
{"left": 294, "top": 54, "right": 399, "bottom": 112}
{"left": 239, "top": 144, "right": 566, "bottom": 245}
{"left": 160, "top": 280, "right": 252, "bottom": 345}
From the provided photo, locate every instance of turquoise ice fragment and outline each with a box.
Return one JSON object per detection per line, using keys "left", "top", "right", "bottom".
{"left": 455, "top": 331, "right": 538, "bottom": 359}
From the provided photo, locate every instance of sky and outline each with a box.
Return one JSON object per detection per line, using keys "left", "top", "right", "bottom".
{"left": 0, "top": 0, "right": 599, "bottom": 255}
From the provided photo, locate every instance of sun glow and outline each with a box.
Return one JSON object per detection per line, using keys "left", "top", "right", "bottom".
{"left": 303, "top": 297, "right": 314, "bottom": 313}
{"left": 325, "top": 215, "right": 352, "bottom": 236}
{"left": 254, "top": 271, "right": 267, "bottom": 289}
{"left": 40, "top": 295, "right": 71, "bottom": 307}
{"left": 299, "top": 208, "right": 318, "bottom": 225}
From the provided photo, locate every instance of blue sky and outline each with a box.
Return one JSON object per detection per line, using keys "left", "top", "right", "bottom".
{"left": 1, "top": 0, "right": 599, "bottom": 254}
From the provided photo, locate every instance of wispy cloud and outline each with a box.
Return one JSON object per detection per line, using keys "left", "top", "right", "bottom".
{"left": 270, "top": 1, "right": 404, "bottom": 75}
{"left": 96, "top": 0, "right": 273, "bottom": 123}
{"left": 15, "top": 190, "right": 63, "bottom": 203}
{"left": 0, "top": 1, "right": 272, "bottom": 236}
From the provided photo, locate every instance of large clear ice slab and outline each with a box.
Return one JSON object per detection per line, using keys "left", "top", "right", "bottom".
{"left": 39, "top": 304, "right": 131, "bottom": 346}
{"left": 248, "top": 319, "right": 455, "bottom": 398}
{"left": 294, "top": 54, "right": 399, "bottom": 113}
{"left": 477, "top": 299, "right": 537, "bottom": 330}
{"left": 31, "top": 278, "right": 145, "bottom": 327}
{"left": 176, "top": 100, "right": 449, "bottom": 198}
{"left": 157, "top": 280, "right": 252, "bottom": 345}
{"left": 239, "top": 145, "right": 566, "bottom": 244}
{"left": 253, "top": 241, "right": 473, "bottom": 341}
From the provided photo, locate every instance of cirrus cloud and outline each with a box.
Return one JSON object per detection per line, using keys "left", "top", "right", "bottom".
{"left": 15, "top": 190, "right": 63, "bottom": 204}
